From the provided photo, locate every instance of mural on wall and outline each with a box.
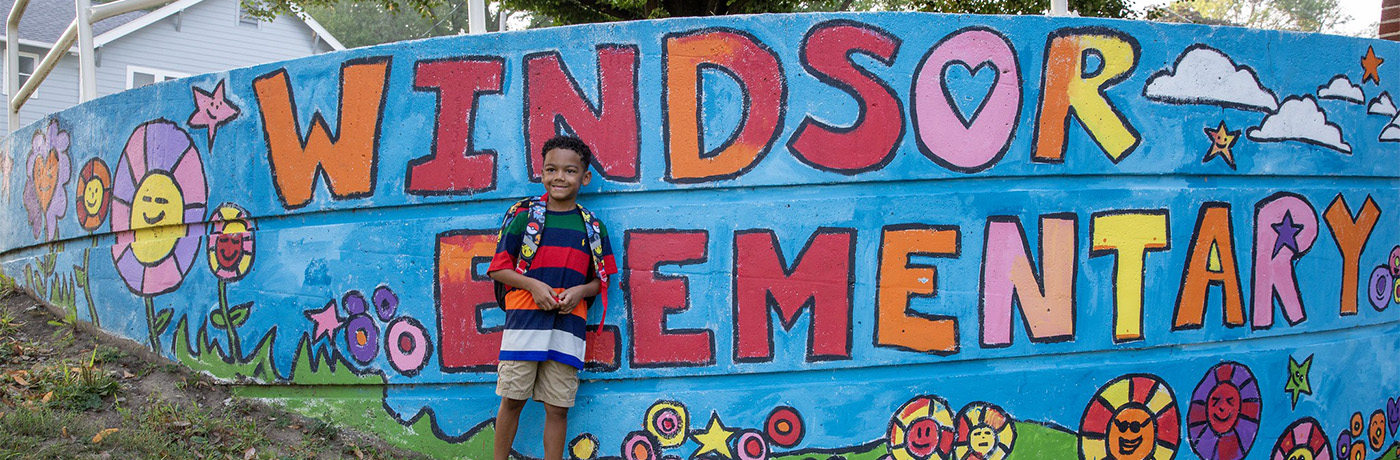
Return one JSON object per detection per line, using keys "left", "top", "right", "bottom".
{"left": 0, "top": 13, "right": 1397, "bottom": 460}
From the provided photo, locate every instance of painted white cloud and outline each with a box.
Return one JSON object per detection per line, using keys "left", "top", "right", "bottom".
{"left": 1368, "top": 92, "right": 1396, "bottom": 116}
{"left": 1247, "top": 96, "right": 1352, "bottom": 153}
{"left": 1144, "top": 45, "right": 1279, "bottom": 112}
{"left": 1381, "top": 114, "right": 1400, "bottom": 142}
{"left": 1317, "top": 75, "right": 1364, "bottom": 103}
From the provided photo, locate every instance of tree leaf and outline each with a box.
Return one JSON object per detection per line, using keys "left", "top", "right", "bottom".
{"left": 91, "top": 428, "right": 117, "bottom": 443}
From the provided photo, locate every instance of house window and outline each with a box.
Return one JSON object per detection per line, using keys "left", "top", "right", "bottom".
{"left": 238, "top": 2, "right": 262, "bottom": 27}
{"left": 5, "top": 51, "right": 39, "bottom": 98}
{"left": 126, "top": 66, "right": 188, "bottom": 89}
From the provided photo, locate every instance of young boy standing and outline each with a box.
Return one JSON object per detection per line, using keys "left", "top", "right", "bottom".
{"left": 489, "top": 136, "right": 616, "bottom": 460}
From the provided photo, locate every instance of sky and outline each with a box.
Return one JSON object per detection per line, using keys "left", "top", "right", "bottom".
{"left": 1135, "top": 0, "right": 1383, "bottom": 37}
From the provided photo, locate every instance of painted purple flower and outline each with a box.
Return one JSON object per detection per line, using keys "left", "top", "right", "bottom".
{"left": 110, "top": 120, "right": 207, "bottom": 296}
{"left": 345, "top": 314, "right": 380, "bottom": 364}
{"left": 23, "top": 119, "right": 71, "bottom": 241}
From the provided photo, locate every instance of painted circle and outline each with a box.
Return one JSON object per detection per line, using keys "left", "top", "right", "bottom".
{"left": 888, "top": 395, "right": 956, "bottom": 460}
{"left": 343, "top": 291, "right": 369, "bottom": 316}
{"left": 385, "top": 317, "right": 430, "bottom": 376}
{"left": 766, "top": 406, "right": 804, "bottom": 448}
{"left": 1369, "top": 410, "right": 1386, "bottom": 451}
{"left": 569, "top": 434, "right": 598, "bottom": 460}
{"left": 621, "top": 431, "right": 657, "bottom": 460}
{"left": 1351, "top": 413, "right": 1364, "bottom": 437}
{"left": 1080, "top": 374, "right": 1181, "bottom": 460}
{"left": 1389, "top": 246, "right": 1400, "bottom": 277}
{"left": 1392, "top": 277, "right": 1400, "bottom": 304}
{"left": 736, "top": 429, "right": 769, "bottom": 460}
{"left": 128, "top": 172, "right": 185, "bottom": 264}
{"left": 1271, "top": 418, "right": 1331, "bottom": 460}
{"left": 1370, "top": 266, "right": 1393, "bottom": 310}
{"left": 1187, "top": 362, "right": 1261, "bottom": 460}
{"left": 644, "top": 401, "right": 688, "bottom": 448}
{"left": 1336, "top": 432, "right": 1352, "bottom": 460}
{"left": 954, "top": 402, "right": 1015, "bottom": 460}
{"left": 206, "top": 202, "right": 255, "bottom": 281}
{"left": 344, "top": 314, "right": 379, "bottom": 364}
{"left": 373, "top": 286, "right": 399, "bottom": 322}
{"left": 1349, "top": 441, "right": 1366, "bottom": 460}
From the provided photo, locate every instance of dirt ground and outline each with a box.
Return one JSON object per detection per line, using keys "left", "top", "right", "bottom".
{"left": 0, "top": 288, "right": 430, "bottom": 459}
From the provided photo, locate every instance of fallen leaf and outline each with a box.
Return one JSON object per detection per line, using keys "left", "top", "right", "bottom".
{"left": 10, "top": 374, "right": 28, "bottom": 387}
{"left": 288, "top": 424, "right": 300, "bottom": 430}
{"left": 170, "top": 420, "right": 191, "bottom": 428}
{"left": 120, "top": 370, "right": 134, "bottom": 379}
{"left": 91, "top": 428, "right": 117, "bottom": 443}
{"left": 353, "top": 446, "right": 364, "bottom": 459}
{"left": 243, "top": 447, "right": 256, "bottom": 459}
{"left": 60, "top": 426, "right": 67, "bottom": 438}
{"left": 40, "top": 391, "right": 51, "bottom": 403}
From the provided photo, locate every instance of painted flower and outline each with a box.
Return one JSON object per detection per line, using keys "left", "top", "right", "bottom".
{"left": 23, "top": 119, "right": 71, "bottom": 241}
{"left": 207, "top": 203, "right": 255, "bottom": 281}
{"left": 76, "top": 158, "right": 112, "bottom": 231}
{"left": 110, "top": 120, "right": 207, "bottom": 296}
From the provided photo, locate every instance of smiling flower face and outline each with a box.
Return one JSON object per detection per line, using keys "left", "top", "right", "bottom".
{"left": 110, "top": 120, "right": 207, "bottom": 296}
{"left": 207, "top": 203, "right": 255, "bottom": 281}
{"left": 76, "top": 158, "right": 112, "bottom": 231}
{"left": 22, "top": 119, "right": 71, "bottom": 241}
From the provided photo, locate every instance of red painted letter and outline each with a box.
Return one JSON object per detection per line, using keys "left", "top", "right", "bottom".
{"left": 626, "top": 230, "right": 715, "bottom": 367}
{"left": 789, "top": 20, "right": 902, "bottom": 174}
{"left": 525, "top": 46, "right": 640, "bottom": 182}
{"left": 406, "top": 57, "right": 504, "bottom": 195}
{"left": 733, "top": 228, "right": 855, "bottom": 362}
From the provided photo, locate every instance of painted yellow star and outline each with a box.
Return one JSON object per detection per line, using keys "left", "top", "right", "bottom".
{"left": 1203, "top": 121, "right": 1240, "bottom": 169}
{"left": 691, "top": 412, "right": 736, "bottom": 459}
{"left": 1362, "top": 46, "right": 1384, "bottom": 85}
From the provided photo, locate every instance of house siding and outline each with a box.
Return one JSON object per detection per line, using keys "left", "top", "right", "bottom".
{"left": 2, "top": 42, "right": 81, "bottom": 131}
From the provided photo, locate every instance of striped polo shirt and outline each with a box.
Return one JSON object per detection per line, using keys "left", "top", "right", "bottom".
{"left": 489, "top": 208, "right": 614, "bottom": 369}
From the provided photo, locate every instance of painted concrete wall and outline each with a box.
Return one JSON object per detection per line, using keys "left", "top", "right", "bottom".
{"left": 0, "top": 12, "right": 1397, "bottom": 460}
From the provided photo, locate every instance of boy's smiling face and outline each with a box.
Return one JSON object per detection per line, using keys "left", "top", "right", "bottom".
{"left": 542, "top": 147, "right": 591, "bottom": 205}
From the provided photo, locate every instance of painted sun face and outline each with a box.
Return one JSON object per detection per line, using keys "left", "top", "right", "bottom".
{"left": 906, "top": 418, "right": 942, "bottom": 459}
{"left": 969, "top": 426, "right": 997, "bottom": 455}
{"left": 129, "top": 172, "right": 185, "bottom": 264}
{"left": 1206, "top": 383, "right": 1241, "bottom": 434}
{"left": 32, "top": 149, "right": 59, "bottom": 207}
{"left": 1108, "top": 406, "right": 1155, "bottom": 460}
{"left": 214, "top": 231, "right": 245, "bottom": 269}
{"left": 81, "top": 178, "right": 105, "bottom": 214}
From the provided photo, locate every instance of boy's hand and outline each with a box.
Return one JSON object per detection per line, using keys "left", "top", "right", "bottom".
{"left": 556, "top": 287, "right": 585, "bottom": 314}
{"left": 527, "top": 282, "right": 561, "bottom": 311}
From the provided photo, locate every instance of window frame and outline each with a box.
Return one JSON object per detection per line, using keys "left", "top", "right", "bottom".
{"left": 125, "top": 65, "right": 189, "bottom": 89}
{"left": 5, "top": 50, "right": 41, "bottom": 98}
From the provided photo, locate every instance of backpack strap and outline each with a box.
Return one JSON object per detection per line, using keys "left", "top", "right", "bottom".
{"left": 492, "top": 195, "right": 541, "bottom": 309}
{"left": 576, "top": 205, "right": 611, "bottom": 328}
{"left": 494, "top": 195, "right": 614, "bottom": 328}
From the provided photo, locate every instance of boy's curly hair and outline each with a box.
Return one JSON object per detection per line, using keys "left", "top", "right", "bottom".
{"left": 542, "top": 135, "right": 593, "bottom": 167}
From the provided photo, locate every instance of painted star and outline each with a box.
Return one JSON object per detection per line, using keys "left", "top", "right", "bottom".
{"left": 303, "top": 300, "right": 343, "bottom": 343}
{"left": 691, "top": 412, "right": 736, "bottom": 459}
{"left": 1203, "top": 121, "right": 1240, "bottom": 169}
{"left": 187, "top": 79, "right": 241, "bottom": 144}
{"left": 1272, "top": 211, "right": 1304, "bottom": 258}
{"left": 1285, "top": 354, "right": 1313, "bottom": 409}
{"left": 1363, "top": 46, "right": 1385, "bottom": 85}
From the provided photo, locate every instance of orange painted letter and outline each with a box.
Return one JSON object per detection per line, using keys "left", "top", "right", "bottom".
{"left": 875, "top": 225, "right": 960, "bottom": 355}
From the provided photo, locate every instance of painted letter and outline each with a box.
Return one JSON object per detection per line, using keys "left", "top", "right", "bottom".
{"left": 524, "top": 46, "right": 640, "bottom": 181}
{"left": 1033, "top": 29, "right": 1141, "bottom": 164}
{"left": 980, "top": 214, "right": 1077, "bottom": 347}
{"left": 406, "top": 57, "right": 504, "bottom": 195}
{"left": 734, "top": 228, "right": 855, "bottom": 362}
{"left": 435, "top": 231, "right": 502, "bottom": 372}
{"left": 788, "top": 20, "right": 903, "bottom": 174}
{"left": 626, "top": 230, "right": 715, "bottom": 367}
{"left": 875, "top": 225, "right": 960, "bottom": 355}
{"left": 664, "top": 29, "right": 785, "bottom": 182}
{"left": 1173, "top": 203, "right": 1246, "bottom": 330}
{"left": 912, "top": 26, "right": 1021, "bottom": 173}
{"left": 1252, "top": 193, "right": 1318, "bottom": 329}
{"left": 1090, "top": 210, "right": 1169, "bottom": 343}
{"left": 253, "top": 57, "right": 389, "bottom": 209}
{"left": 1323, "top": 194, "right": 1380, "bottom": 316}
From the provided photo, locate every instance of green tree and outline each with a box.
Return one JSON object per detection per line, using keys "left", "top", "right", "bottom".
{"left": 1144, "top": 0, "right": 1351, "bottom": 33}
{"left": 904, "top": 0, "right": 1132, "bottom": 18}
{"left": 302, "top": 1, "right": 544, "bottom": 48}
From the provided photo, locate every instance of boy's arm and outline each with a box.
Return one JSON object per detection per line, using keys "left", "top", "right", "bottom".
{"left": 489, "top": 269, "right": 562, "bottom": 311}
{"left": 555, "top": 278, "right": 600, "bottom": 314}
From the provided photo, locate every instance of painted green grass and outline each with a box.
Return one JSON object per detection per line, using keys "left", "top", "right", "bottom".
{"left": 171, "top": 316, "right": 280, "bottom": 382}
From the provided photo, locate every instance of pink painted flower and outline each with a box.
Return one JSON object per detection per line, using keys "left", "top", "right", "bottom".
{"left": 206, "top": 203, "right": 255, "bottom": 281}
{"left": 110, "top": 120, "right": 207, "bottom": 296}
{"left": 23, "top": 119, "right": 71, "bottom": 241}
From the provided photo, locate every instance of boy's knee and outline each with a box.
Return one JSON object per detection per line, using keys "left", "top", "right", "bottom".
{"left": 501, "top": 397, "right": 528, "bottom": 411}
{"left": 543, "top": 403, "right": 569, "bottom": 417}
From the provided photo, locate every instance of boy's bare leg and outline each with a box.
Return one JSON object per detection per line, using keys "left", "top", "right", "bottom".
{"left": 542, "top": 403, "right": 569, "bottom": 460}
{"left": 494, "top": 397, "right": 528, "bottom": 460}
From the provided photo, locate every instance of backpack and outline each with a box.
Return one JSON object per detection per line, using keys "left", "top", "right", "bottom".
{"left": 493, "top": 194, "right": 613, "bottom": 327}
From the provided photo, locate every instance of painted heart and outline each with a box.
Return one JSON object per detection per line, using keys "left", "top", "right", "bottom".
{"left": 32, "top": 149, "right": 59, "bottom": 208}
{"left": 940, "top": 60, "right": 999, "bottom": 129}
{"left": 1388, "top": 397, "right": 1399, "bottom": 436}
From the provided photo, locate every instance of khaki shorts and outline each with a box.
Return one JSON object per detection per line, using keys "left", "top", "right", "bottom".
{"left": 496, "top": 360, "right": 579, "bottom": 407}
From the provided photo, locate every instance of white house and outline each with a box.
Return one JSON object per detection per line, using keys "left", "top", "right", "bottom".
{"left": 0, "top": 0, "right": 344, "bottom": 131}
